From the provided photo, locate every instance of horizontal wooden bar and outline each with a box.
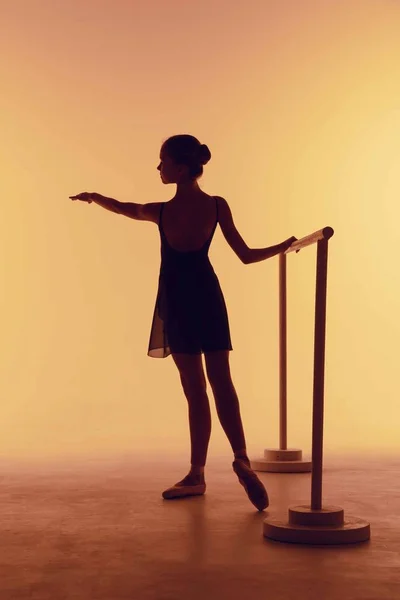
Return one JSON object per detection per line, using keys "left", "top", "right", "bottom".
{"left": 285, "top": 226, "right": 334, "bottom": 254}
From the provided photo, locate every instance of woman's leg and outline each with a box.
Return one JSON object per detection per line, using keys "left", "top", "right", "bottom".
{"left": 171, "top": 352, "right": 212, "bottom": 474}
{"left": 204, "top": 350, "right": 269, "bottom": 510}
{"left": 204, "top": 350, "right": 247, "bottom": 458}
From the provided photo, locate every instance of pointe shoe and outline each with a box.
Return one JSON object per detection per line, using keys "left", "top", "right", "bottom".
{"left": 162, "top": 474, "right": 206, "bottom": 500}
{"left": 233, "top": 459, "right": 269, "bottom": 511}
{"left": 162, "top": 482, "right": 206, "bottom": 500}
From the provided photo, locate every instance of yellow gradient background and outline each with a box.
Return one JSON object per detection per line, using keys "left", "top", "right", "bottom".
{"left": 1, "top": 0, "right": 399, "bottom": 463}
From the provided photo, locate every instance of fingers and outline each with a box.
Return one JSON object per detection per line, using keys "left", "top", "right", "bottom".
{"left": 69, "top": 192, "right": 93, "bottom": 202}
{"left": 291, "top": 237, "right": 300, "bottom": 253}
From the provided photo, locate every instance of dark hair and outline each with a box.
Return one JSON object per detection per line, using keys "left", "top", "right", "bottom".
{"left": 162, "top": 134, "right": 211, "bottom": 179}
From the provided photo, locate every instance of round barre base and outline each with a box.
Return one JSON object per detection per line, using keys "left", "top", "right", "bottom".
{"left": 264, "top": 505, "right": 371, "bottom": 545}
{"left": 251, "top": 448, "right": 312, "bottom": 473}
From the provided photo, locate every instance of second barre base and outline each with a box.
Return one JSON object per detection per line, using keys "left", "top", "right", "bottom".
{"left": 251, "top": 448, "right": 312, "bottom": 473}
{"left": 264, "top": 505, "right": 371, "bottom": 545}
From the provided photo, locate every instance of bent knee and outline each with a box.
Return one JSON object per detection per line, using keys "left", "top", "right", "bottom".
{"left": 172, "top": 353, "right": 207, "bottom": 395}
{"left": 205, "top": 351, "right": 232, "bottom": 389}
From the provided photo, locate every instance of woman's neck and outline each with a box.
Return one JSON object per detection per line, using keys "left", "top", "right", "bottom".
{"left": 174, "top": 180, "right": 202, "bottom": 200}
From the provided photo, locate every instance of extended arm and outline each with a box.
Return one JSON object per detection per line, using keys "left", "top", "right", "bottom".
{"left": 69, "top": 192, "right": 160, "bottom": 223}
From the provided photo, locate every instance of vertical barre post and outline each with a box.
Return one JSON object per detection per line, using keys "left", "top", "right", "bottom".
{"left": 279, "top": 252, "right": 287, "bottom": 450}
{"left": 311, "top": 239, "right": 329, "bottom": 510}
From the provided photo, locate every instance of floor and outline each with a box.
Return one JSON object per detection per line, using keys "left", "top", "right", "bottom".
{"left": 0, "top": 453, "right": 398, "bottom": 600}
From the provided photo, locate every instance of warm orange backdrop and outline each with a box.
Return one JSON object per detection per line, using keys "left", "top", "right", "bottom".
{"left": 1, "top": 0, "right": 399, "bottom": 463}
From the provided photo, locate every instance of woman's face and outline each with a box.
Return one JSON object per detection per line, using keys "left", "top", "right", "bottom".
{"left": 157, "top": 147, "right": 188, "bottom": 184}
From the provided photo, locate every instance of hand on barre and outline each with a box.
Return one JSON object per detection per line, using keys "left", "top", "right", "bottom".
{"left": 281, "top": 236, "right": 300, "bottom": 254}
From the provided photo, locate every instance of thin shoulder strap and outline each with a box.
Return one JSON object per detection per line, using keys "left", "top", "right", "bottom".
{"left": 158, "top": 202, "right": 165, "bottom": 228}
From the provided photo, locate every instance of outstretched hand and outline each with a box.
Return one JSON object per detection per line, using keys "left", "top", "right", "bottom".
{"left": 69, "top": 192, "right": 102, "bottom": 204}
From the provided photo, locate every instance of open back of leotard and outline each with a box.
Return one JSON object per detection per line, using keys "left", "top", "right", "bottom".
{"left": 147, "top": 196, "right": 233, "bottom": 358}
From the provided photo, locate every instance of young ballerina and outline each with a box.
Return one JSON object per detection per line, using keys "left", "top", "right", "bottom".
{"left": 70, "top": 134, "right": 297, "bottom": 511}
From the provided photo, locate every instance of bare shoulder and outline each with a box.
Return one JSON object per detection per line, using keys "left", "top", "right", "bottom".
{"left": 214, "top": 195, "right": 230, "bottom": 210}
{"left": 213, "top": 195, "right": 249, "bottom": 263}
{"left": 138, "top": 202, "right": 162, "bottom": 223}
{"left": 214, "top": 195, "right": 233, "bottom": 225}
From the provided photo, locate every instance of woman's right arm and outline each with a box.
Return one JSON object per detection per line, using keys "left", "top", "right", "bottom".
{"left": 245, "top": 243, "right": 286, "bottom": 264}
{"left": 217, "top": 196, "right": 295, "bottom": 264}
{"left": 217, "top": 196, "right": 251, "bottom": 264}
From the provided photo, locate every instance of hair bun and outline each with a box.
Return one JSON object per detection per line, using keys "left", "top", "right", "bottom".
{"left": 199, "top": 144, "right": 211, "bottom": 165}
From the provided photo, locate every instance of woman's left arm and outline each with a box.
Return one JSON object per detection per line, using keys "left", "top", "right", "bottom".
{"left": 70, "top": 192, "right": 160, "bottom": 223}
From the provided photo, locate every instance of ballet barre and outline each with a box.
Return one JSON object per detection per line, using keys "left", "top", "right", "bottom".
{"left": 251, "top": 225, "right": 370, "bottom": 544}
